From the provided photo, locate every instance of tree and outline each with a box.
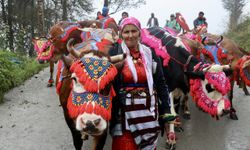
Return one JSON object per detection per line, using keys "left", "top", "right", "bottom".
{"left": 222, "top": 0, "right": 247, "bottom": 31}
{"left": 1, "top": 0, "right": 7, "bottom": 23}
{"left": 37, "top": 0, "right": 45, "bottom": 35}
{"left": 7, "top": 0, "right": 14, "bottom": 51}
{"left": 108, "top": 0, "right": 146, "bottom": 15}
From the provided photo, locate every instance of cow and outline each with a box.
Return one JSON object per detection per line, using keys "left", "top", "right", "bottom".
{"left": 171, "top": 20, "right": 250, "bottom": 120}
{"left": 35, "top": 21, "right": 123, "bottom": 150}
{"left": 197, "top": 34, "right": 250, "bottom": 120}
{"left": 32, "top": 37, "right": 56, "bottom": 87}
{"left": 141, "top": 27, "right": 232, "bottom": 149}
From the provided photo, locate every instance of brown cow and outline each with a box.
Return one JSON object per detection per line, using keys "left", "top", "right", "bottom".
{"left": 32, "top": 37, "right": 55, "bottom": 87}
{"left": 35, "top": 22, "right": 123, "bottom": 150}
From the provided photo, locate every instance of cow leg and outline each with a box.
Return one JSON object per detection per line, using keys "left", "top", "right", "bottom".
{"left": 166, "top": 92, "right": 177, "bottom": 150}
{"left": 242, "top": 82, "right": 250, "bottom": 95}
{"left": 47, "top": 61, "right": 54, "bottom": 87}
{"left": 165, "top": 123, "right": 177, "bottom": 150}
{"left": 228, "top": 82, "right": 238, "bottom": 120}
{"left": 173, "top": 97, "right": 183, "bottom": 132}
{"left": 182, "top": 94, "right": 191, "bottom": 120}
{"left": 92, "top": 130, "right": 107, "bottom": 150}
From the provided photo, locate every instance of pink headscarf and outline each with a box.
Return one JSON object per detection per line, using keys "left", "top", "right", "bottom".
{"left": 120, "top": 17, "right": 141, "bottom": 31}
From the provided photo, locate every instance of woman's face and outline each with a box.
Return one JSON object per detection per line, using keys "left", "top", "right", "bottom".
{"left": 121, "top": 24, "right": 140, "bottom": 49}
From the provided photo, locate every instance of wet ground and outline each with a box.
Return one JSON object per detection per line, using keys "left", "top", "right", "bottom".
{"left": 0, "top": 67, "right": 250, "bottom": 150}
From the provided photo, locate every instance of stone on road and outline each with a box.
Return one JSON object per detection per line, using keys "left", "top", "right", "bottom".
{"left": 0, "top": 67, "right": 250, "bottom": 150}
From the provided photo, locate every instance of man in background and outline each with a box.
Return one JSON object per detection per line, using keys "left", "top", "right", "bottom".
{"left": 165, "top": 14, "right": 181, "bottom": 32}
{"left": 193, "top": 11, "right": 208, "bottom": 29}
{"left": 147, "top": 13, "right": 159, "bottom": 27}
{"left": 118, "top": 12, "right": 129, "bottom": 26}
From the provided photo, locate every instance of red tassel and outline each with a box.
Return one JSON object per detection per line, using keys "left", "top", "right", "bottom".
{"left": 239, "top": 56, "right": 250, "bottom": 86}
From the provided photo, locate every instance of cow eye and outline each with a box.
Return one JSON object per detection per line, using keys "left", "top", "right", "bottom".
{"left": 205, "top": 84, "right": 214, "bottom": 93}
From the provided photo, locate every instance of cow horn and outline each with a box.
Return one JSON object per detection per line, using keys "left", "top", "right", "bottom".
{"left": 216, "top": 36, "right": 223, "bottom": 45}
{"left": 67, "top": 38, "right": 81, "bottom": 58}
{"left": 110, "top": 53, "right": 126, "bottom": 63}
{"left": 201, "top": 36, "right": 207, "bottom": 45}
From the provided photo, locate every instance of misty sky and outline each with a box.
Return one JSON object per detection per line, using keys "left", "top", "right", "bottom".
{"left": 93, "top": 0, "right": 250, "bottom": 34}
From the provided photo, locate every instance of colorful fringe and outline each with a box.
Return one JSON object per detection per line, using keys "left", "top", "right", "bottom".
{"left": 141, "top": 28, "right": 171, "bottom": 66}
{"left": 67, "top": 91, "right": 113, "bottom": 120}
{"left": 60, "top": 24, "right": 80, "bottom": 42}
{"left": 33, "top": 40, "right": 54, "bottom": 62}
{"left": 190, "top": 79, "right": 231, "bottom": 116}
{"left": 205, "top": 71, "right": 231, "bottom": 95}
{"left": 69, "top": 58, "right": 118, "bottom": 93}
{"left": 189, "top": 63, "right": 231, "bottom": 116}
{"left": 237, "top": 56, "right": 250, "bottom": 86}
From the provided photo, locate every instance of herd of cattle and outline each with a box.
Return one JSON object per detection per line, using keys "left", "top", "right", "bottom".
{"left": 32, "top": 16, "right": 250, "bottom": 150}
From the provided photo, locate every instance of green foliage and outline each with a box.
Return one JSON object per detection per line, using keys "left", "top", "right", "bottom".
{"left": 0, "top": 24, "right": 9, "bottom": 50}
{"left": 225, "top": 17, "right": 250, "bottom": 52}
{"left": 0, "top": 50, "right": 47, "bottom": 102}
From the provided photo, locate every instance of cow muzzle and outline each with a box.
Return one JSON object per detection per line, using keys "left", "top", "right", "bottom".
{"left": 76, "top": 113, "right": 107, "bottom": 136}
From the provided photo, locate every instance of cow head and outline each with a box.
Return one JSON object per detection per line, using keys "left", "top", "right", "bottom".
{"left": 32, "top": 37, "right": 54, "bottom": 64}
{"left": 190, "top": 64, "right": 232, "bottom": 117}
{"left": 63, "top": 28, "right": 123, "bottom": 136}
{"left": 47, "top": 21, "right": 83, "bottom": 60}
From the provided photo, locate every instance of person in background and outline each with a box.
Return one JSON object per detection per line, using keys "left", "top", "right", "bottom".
{"left": 147, "top": 13, "right": 159, "bottom": 27}
{"left": 193, "top": 11, "right": 208, "bottom": 29}
{"left": 165, "top": 14, "right": 181, "bottom": 32}
{"left": 97, "top": 6, "right": 110, "bottom": 19}
{"left": 118, "top": 11, "right": 129, "bottom": 26}
{"left": 109, "top": 17, "right": 176, "bottom": 150}
{"left": 96, "top": 11, "right": 101, "bottom": 20}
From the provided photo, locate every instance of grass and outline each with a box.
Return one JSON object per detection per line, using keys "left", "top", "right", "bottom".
{"left": 0, "top": 50, "right": 47, "bottom": 102}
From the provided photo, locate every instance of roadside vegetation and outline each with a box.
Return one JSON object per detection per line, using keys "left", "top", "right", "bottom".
{"left": 225, "top": 17, "right": 250, "bottom": 52}
{"left": 0, "top": 50, "right": 47, "bottom": 102}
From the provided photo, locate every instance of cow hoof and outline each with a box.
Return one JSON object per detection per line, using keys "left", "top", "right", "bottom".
{"left": 183, "top": 112, "right": 191, "bottom": 120}
{"left": 229, "top": 109, "right": 238, "bottom": 120}
{"left": 47, "top": 79, "right": 54, "bottom": 87}
{"left": 229, "top": 112, "right": 238, "bottom": 120}
{"left": 166, "top": 143, "right": 176, "bottom": 150}
{"left": 47, "top": 83, "right": 53, "bottom": 87}
{"left": 174, "top": 126, "right": 184, "bottom": 132}
{"left": 221, "top": 109, "right": 230, "bottom": 116}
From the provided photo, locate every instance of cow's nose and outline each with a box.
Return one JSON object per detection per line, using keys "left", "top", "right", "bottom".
{"left": 86, "top": 121, "right": 96, "bottom": 131}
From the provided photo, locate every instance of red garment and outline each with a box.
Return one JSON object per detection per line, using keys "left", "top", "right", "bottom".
{"left": 112, "top": 131, "right": 138, "bottom": 150}
{"left": 122, "top": 49, "right": 147, "bottom": 84}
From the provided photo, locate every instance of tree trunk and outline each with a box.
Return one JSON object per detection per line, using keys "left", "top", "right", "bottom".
{"left": 7, "top": 0, "right": 14, "bottom": 52}
{"left": 29, "top": 0, "right": 35, "bottom": 57}
{"left": 61, "top": 0, "right": 67, "bottom": 20}
{"left": 52, "top": 0, "right": 59, "bottom": 22}
{"left": 37, "top": 0, "right": 45, "bottom": 36}
{"left": 1, "top": 0, "right": 7, "bottom": 23}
